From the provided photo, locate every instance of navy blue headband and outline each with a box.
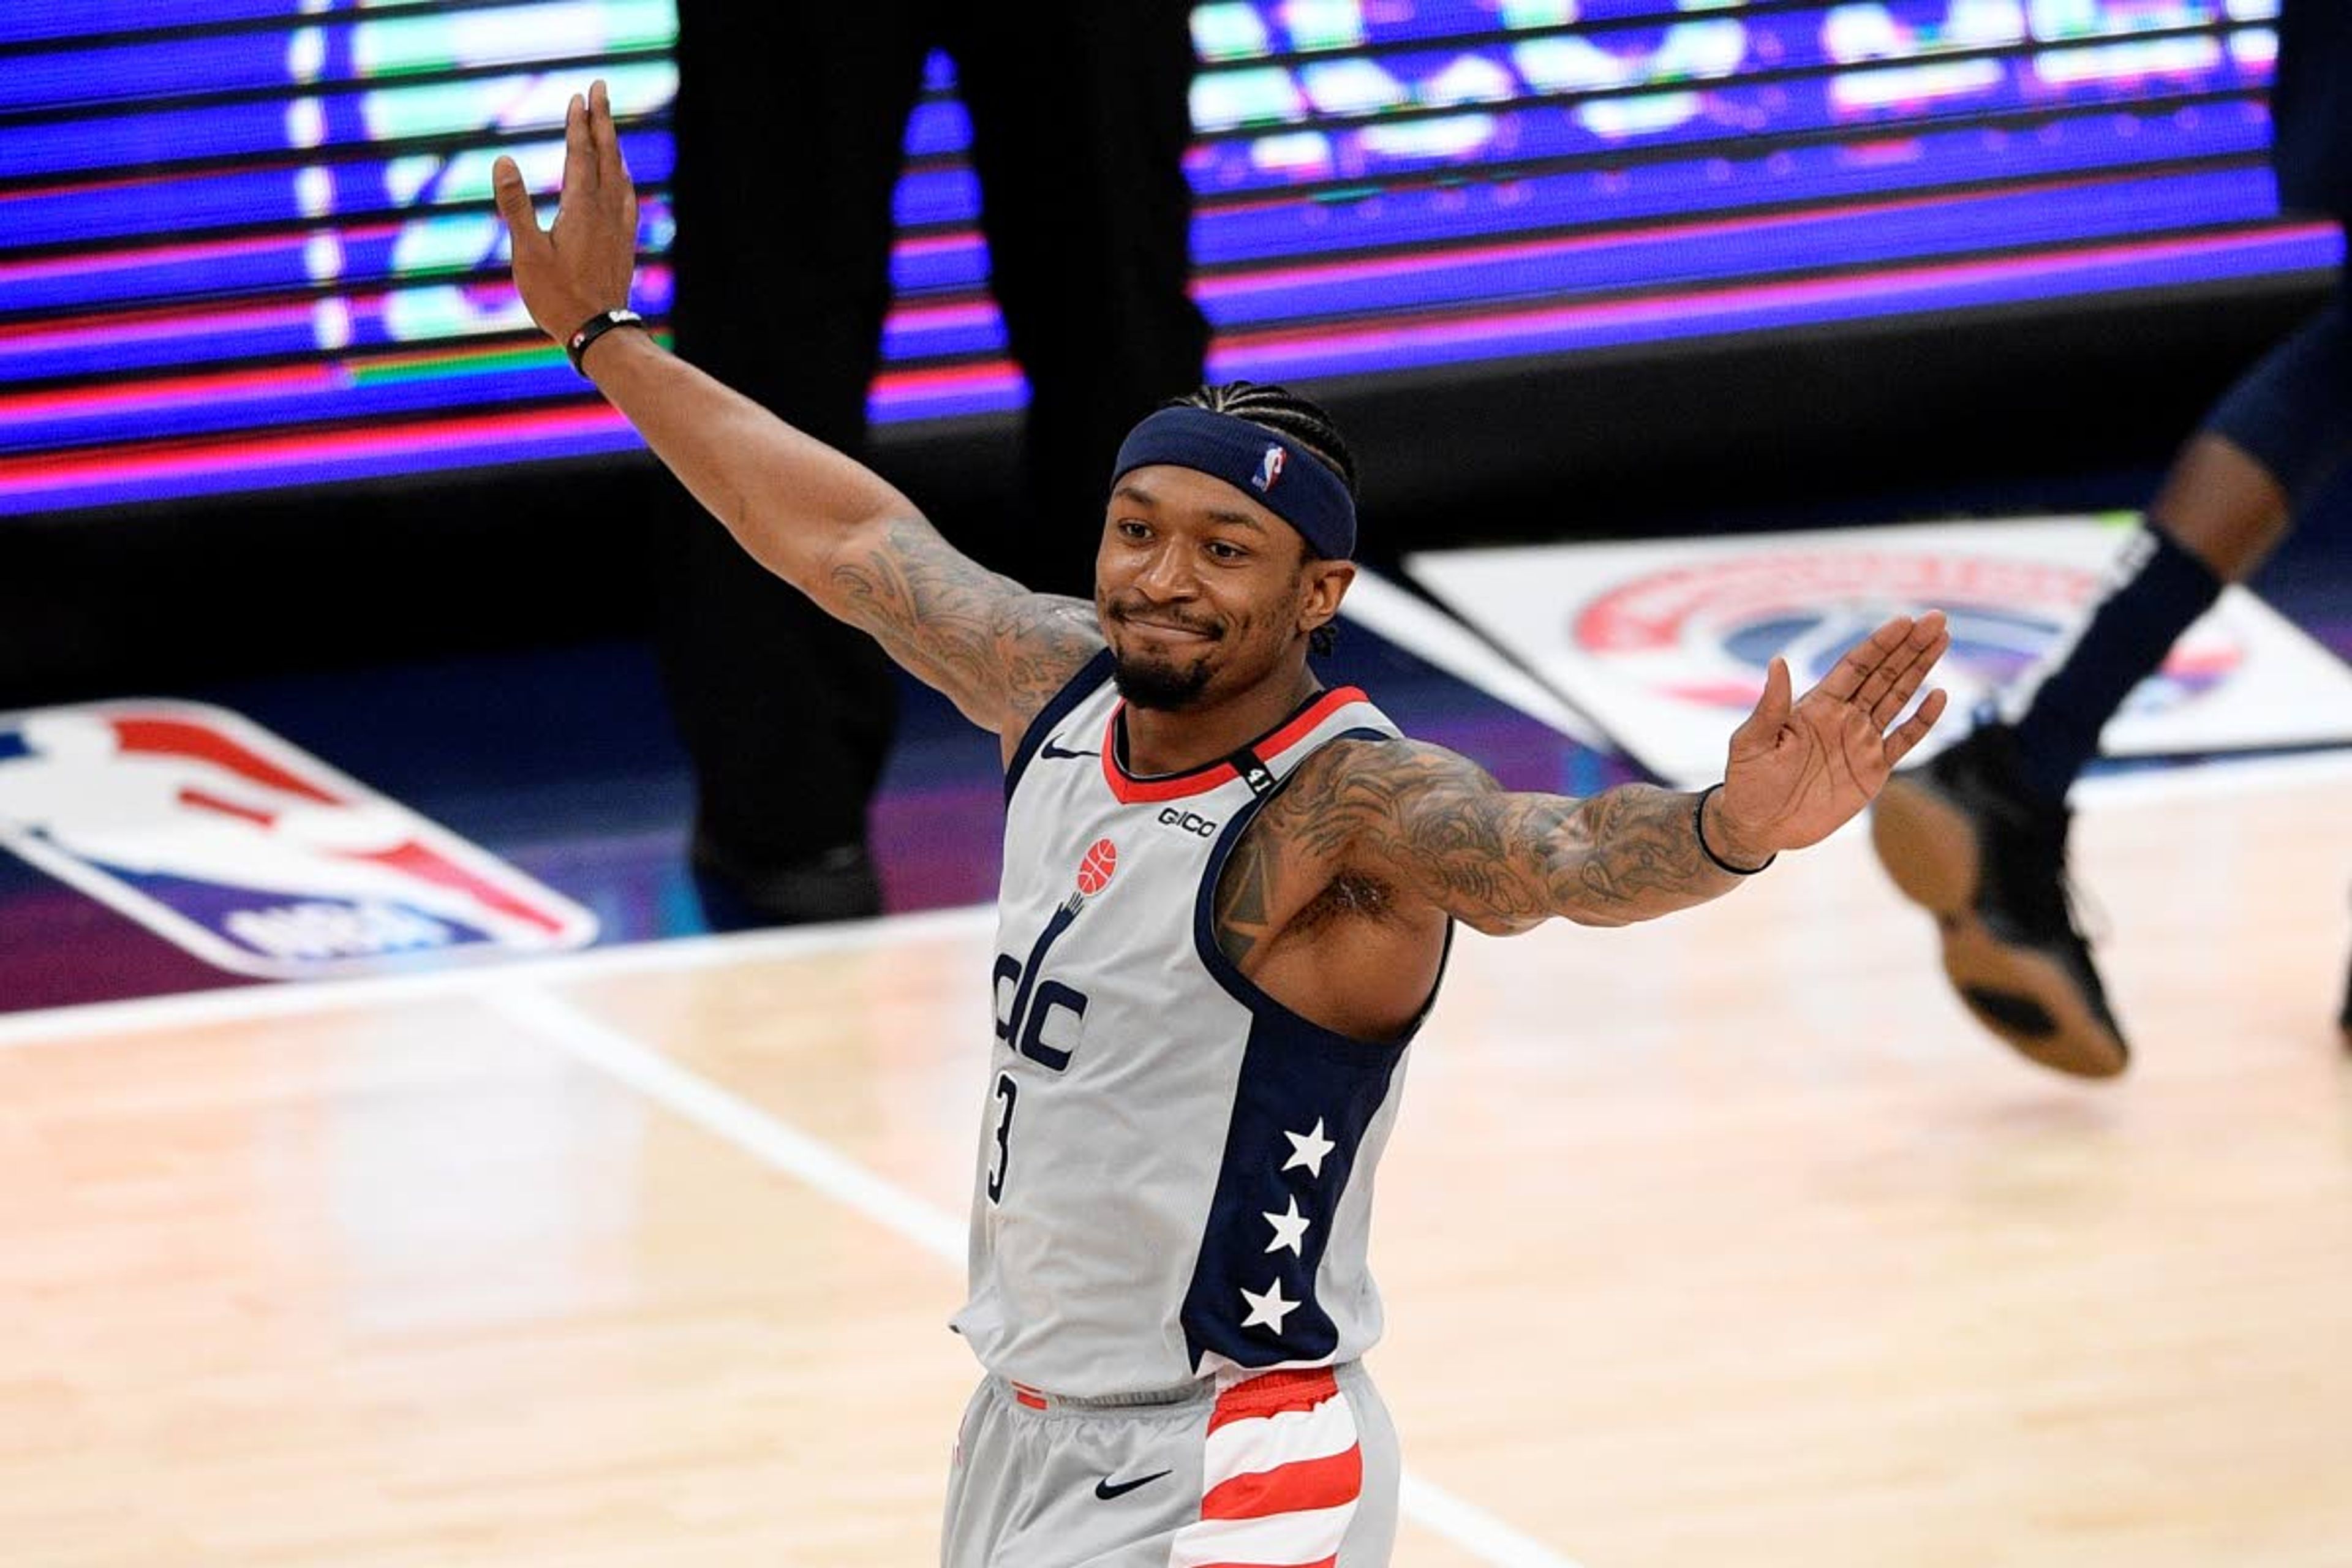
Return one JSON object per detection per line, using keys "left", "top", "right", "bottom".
{"left": 1110, "top": 406, "right": 1357, "bottom": 560}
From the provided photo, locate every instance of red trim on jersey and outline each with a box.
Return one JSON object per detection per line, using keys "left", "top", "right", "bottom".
{"left": 1099, "top": 741, "right": 1236, "bottom": 803}
{"left": 1255, "top": 686, "right": 1368, "bottom": 762}
{"left": 1183, "top": 1558, "right": 1336, "bottom": 1568}
{"left": 1205, "top": 1366, "right": 1341, "bottom": 1434}
{"left": 1200, "top": 1445, "right": 1363, "bottom": 1520}
{"left": 1099, "top": 687, "right": 1367, "bottom": 805}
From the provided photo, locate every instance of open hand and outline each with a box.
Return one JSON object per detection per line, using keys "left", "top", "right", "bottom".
{"left": 1709, "top": 610, "right": 1950, "bottom": 862}
{"left": 491, "top": 78, "right": 639, "bottom": 345}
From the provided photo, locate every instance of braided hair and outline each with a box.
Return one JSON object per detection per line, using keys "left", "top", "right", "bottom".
{"left": 1171, "top": 382, "right": 1355, "bottom": 655}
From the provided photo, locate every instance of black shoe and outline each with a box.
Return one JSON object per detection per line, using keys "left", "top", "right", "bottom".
{"left": 1869, "top": 722, "right": 2128, "bottom": 1078}
{"left": 689, "top": 834, "right": 883, "bottom": 930}
{"left": 2339, "top": 941, "right": 2350, "bottom": 1050}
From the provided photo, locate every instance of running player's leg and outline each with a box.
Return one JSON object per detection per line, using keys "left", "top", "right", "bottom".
{"left": 1872, "top": 292, "right": 2352, "bottom": 1074}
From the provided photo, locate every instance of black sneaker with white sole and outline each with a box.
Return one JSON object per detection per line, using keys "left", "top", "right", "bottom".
{"left": 1869, "top": 722, "right": 2128, "bottom": 1078}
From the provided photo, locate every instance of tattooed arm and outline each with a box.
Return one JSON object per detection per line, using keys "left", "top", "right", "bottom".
{"left": 565, "top": 332, "right": 1104, "bottom": 739}
{"left": 1250, "top": 611, "right": 1953, "bottom": 937}
{"left": 1257, "top": 742, "right": 1752, "bottom": 935}
{"left": 491, "top": 83, "right": 1102, "bottom": 744}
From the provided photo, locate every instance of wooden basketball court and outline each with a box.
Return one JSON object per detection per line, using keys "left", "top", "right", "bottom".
{"left": 5, "top": 753, "right": 2348, "bottom": 1568}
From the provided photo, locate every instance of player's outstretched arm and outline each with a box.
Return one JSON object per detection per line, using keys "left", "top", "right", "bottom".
{"left": 489, "top": 81, "right": 1102, "bottom": 741}
{"left": 1270, "top": 612, "right": 1950, "bottom": 933}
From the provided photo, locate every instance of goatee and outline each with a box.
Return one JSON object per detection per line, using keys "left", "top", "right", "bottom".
{"left": 1112, "top": 652, "right": 1213, "bottom": 710}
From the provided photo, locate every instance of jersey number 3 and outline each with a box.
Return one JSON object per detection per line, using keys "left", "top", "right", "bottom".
{"left": 987, "top": 942, "right": 1090, "bottom": 1203}
{"left": 986, "top": 1072, "right": 1017, "bottom": 1203}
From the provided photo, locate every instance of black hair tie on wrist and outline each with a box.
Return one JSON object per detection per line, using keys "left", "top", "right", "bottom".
{"left": 1695, "top": 782, "right": 1775, "bottom": 875}
{"left": 566, "top": 307, "right": 645, "bottom": 377}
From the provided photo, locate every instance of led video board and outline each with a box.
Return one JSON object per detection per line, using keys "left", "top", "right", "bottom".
{"left": 0, "top": 1, "right": 2329, "bottom": 516}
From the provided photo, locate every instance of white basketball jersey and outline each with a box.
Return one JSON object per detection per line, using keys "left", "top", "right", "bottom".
{"left": 952, "top": 652, "right": 1450, "bottom": 1398}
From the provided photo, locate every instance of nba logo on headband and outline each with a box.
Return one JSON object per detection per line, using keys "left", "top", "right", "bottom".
{"left": 1111, "top": 406, "right": 1355, "bottom": 559}
{"left": 1251, "top": 444, "right": 1285, "bottom": 493}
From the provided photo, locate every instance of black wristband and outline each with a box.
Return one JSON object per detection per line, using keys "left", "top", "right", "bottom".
{"left": 566, "top": 307, "right": 644, "bottom": 377}
{"left": 1695, "top": 782, "right": 1775, "bottom": 875}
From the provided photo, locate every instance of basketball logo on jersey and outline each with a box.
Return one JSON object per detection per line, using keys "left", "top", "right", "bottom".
{"left": 1251, "top": 444, "right": 1285, "bottom": 493}
{"left": 1075, "top": 837, "right": 1118, "bottom": 898}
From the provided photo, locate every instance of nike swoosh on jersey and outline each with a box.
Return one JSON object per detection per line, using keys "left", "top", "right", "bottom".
{"left": 1093, "top": 1469, "right": 1172, "bottom": 1501}
{"left": 1039, "top": 740, "right": 1100, "bottom": 760}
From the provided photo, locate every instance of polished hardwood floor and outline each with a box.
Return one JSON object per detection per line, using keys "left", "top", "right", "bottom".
{"left": 4, "top": 754, "right": 2349, "bottom": 1568}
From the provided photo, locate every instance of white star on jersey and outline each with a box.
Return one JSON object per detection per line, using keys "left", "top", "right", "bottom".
{"left": 1262, "top": 1195, "right": 1311, "bottom": 1256}
{"left": 1281, "top": 1118, "right": 1336, "bottom": 1178}
{"left": 1239, "top": 1278, "right": 1300, "bottom": 1333}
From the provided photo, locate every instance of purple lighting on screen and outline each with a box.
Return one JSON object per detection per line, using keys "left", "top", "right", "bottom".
{"left": 0, "top": 1, "right": 2321, "bottom": 517}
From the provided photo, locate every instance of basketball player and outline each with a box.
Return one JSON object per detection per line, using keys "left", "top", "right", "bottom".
{"left": 1871, "top": 0, "right": 2352, "bottom": 1078}
{"left": 493, "top": 83, "right": 1952, "bottom": 1566}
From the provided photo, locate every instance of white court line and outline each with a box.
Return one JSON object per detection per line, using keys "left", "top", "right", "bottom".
{"left": 1398, "top": 1474, "right": 1594, "bottom": 1568}
{"left": 483, "top": 981, "right": 1591, "bottom": 1568}
{"left": 0, "top": 902, "right": 995, "bottom": 1050}
{"left": 484, "top": 986, "right": 966, "bottom": 1261}
{"left": 5, "top": 745, "right": 2348, "bottom": 1055}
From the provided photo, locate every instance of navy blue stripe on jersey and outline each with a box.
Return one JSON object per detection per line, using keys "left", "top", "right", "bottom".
{"left": 1002, "top": 649, "right": 1116, "bottom": 803}
{"left": 1178, "top": 735, "right": 1453, "bottom": 1371}
{"left": 1178, "top": 1007, "right": 1406, "bottom": 1370}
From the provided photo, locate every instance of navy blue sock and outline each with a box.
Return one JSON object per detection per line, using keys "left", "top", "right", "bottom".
{"left": 2010, "top": 527, "right": 2223, "bottom": 804}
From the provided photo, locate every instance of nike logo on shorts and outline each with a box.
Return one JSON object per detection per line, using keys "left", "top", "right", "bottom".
{"left": 1093, "top": 1469, "right": 1171, "bottom": 1501}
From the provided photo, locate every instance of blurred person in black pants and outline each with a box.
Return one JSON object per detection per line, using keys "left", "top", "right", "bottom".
{"left": 660, "top": 2, "right": 1211, "bottom": 925}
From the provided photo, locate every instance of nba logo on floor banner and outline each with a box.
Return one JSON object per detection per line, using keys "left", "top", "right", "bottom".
{"left": 0, "top": 700, "right": 597, "bottom": 979}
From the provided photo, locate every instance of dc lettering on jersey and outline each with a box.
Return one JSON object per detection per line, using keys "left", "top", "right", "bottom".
{"left": 992, "top": 837, "right": 1117, "bottom": 1071}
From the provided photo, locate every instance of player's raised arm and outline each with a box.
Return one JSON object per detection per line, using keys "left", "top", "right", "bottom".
{"left": 489, "top": 81, "right": 1102, "bottom": 741}
{"left": 1254, "top": 612, "right": 1951, "bottom": 935}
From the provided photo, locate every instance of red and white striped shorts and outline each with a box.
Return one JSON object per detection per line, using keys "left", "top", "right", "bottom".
{"left": 942, "top": 1362, "right": 1399, "bottom": 1567}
